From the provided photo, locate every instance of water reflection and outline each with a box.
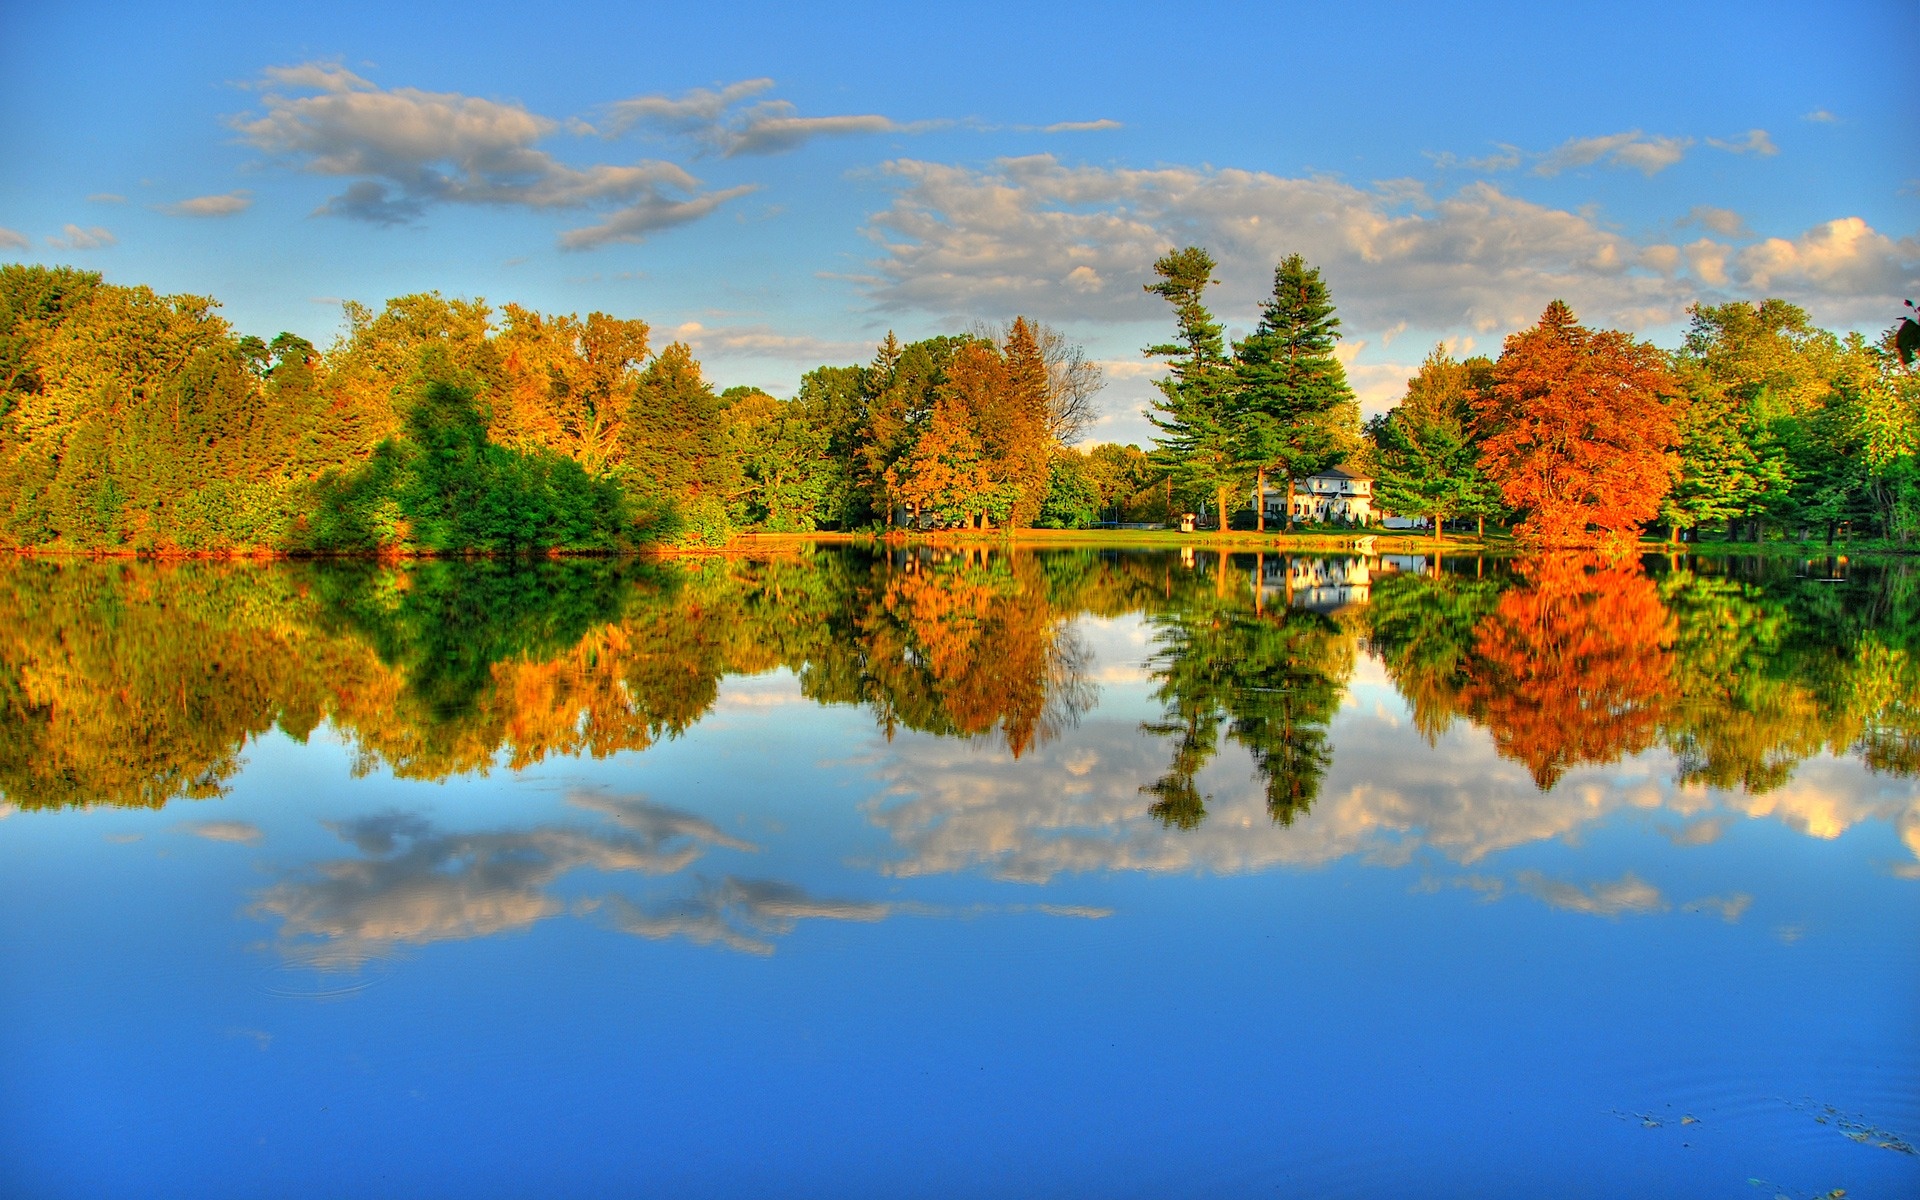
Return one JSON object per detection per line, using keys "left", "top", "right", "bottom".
{"left": 254, "top": 792, "right": 756, "bottom": 966}
{"left": 1, "top": 547, "right": 1917, "bottom": 871}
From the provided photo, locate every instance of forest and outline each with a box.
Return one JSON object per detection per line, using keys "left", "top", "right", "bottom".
{"left": 0, "top": 258, "right": 1915, "bottom": 554}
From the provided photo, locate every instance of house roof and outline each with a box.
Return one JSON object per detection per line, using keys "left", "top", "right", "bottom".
{"left": 1308, "top": 463, "right": 1368, "bottom": 481}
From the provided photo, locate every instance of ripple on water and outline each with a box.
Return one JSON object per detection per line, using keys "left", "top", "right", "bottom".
{"left": 1611, "top": 1051, "right": 1920, "bottom": 1192}
{"left": 256, "top": 946, "right": 396, "bottom": 1000}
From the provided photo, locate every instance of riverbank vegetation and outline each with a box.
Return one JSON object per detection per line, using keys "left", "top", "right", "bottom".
{"left": 2, "top": 259, "right": 1912, "bottom": 556}
{"left": 1139, "top": 247, "right": 1919, "bottom": 552}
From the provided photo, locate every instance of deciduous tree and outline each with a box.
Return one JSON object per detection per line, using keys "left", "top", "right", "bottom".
{"left": 1474, "top": 301, "right": 1682, "bottom": 549}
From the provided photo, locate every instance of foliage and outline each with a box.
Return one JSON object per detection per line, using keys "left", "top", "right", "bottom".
{"left": 1368, "top": 347, "right": 1501, "bottom": 531}
{"left": 303, "top": 376, "right": 629, "bottom": 554}
{"left": 1037, "top": 449, "right": 1101, "bottom": 528}
{"left": 1474, "top": 301, "right": 1682, "bottom": 549}
{"left": 1234, "top": 254, "right": 1360, "bottom": 525}
{"left": 1144, "top": 247, "right": 1242, "bottom": 530}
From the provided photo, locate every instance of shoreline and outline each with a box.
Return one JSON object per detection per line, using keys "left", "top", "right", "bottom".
{"left": 2, "top": 529, "right": 1910, "bottom": 562}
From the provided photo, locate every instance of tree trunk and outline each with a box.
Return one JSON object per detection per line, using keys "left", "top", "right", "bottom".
{"left": 1285, "top": 478, "right": 1296, "bottom": 531}
{"left": 1216, "top": 485, "right": 1229, "bottom": 537}
{"left": 1477, "top": 515, "right": 1485, "bottom": 539}
{"left": 1256, "top": 467, "right": 1266, "bottom": 534}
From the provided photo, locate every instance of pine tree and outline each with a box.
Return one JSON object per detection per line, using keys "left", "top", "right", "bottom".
{"left": 1234, "top": 254, "right": 1357, "bottom": 531}
{"left": 1144, "top": 247, "right": 1240, "bottom": 534}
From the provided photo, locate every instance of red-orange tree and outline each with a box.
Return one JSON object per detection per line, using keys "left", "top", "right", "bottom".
{"left": 1474, "top": 301, "right": 1682, "bottom": 548}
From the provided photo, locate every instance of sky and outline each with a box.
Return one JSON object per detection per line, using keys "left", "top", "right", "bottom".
{"left": 2, "top": 0, "right": 1914, "bottom": 444}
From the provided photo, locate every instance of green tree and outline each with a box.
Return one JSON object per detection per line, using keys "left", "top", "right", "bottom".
{"left": 621, "top": 342, "right": 739, "bottom": 545}
{"left": 1368, "top": 347, "right": 1500, "bottom": 537}
{"left": 1145, "top": 247, "right": 1241, "bottom": 534}
{"left": 1037, "top": 449, "right": 1100, "bottom": 528}
{"left": 1234, "top": 254, "right": 1358, "bottom": 531}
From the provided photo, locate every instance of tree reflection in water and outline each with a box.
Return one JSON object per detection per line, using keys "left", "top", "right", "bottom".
{"left": 1, "top": 547, "right": 1917, "bottom": 840}
{"left": 1139, "top": 551, "right": 1352, "bottom": 829}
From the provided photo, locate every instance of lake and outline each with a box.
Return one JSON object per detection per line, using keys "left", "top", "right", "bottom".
{"left": 1, "top": 546, "right": 1914, "bottom": 1199}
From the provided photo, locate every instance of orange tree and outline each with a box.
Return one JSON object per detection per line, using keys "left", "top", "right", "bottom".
{"left": 1474, "top": 301, "right": 1682, "bottom": 548}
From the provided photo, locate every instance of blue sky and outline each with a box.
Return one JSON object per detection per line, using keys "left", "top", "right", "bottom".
{"left": 2, "top": 0, "right": 1913, "bottom": 443}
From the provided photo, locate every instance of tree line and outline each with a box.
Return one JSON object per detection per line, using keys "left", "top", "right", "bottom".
{"left": 0, "top": 263, "right": 1117, "bottom": 554}
{"left": 5, "top": 257, "right": 1914, "bottom": 554}
{"left": 1142, "top": 246, "right": 1920, "bottom": 549}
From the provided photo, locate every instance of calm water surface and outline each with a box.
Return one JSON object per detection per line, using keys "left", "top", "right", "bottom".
{"left": 1, "top": 547, "right": 1914, "bottom": 1199}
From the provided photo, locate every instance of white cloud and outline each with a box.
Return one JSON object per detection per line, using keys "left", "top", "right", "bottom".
{"left": 1535, "top": 131, "right": 1692, "bottom": 176}
{"left": 1707, "top": 129, "right": 1778, "bottom": 157}
{"left": 726, "top": 108, "right": 912, "bottom": 157}
{"left": 863, "top": 155, "right": 1695, "bottom": 335}
{"left": 182, "top": 819, "right": 263, "bottom": 844}
{"left": 1686, "top": 205, "right": 1749, "bottom": 237}
{"left": 0, "top": 227, "right": 27, "bottom": 250}
{"left": 87, "top": 192, "right": 127, "bottom": 204}
{"left": 1514, "top": 870, "right": 1668, "bottom": 917}
{"left": 599, "top": 78, "right": 777, "bottom": 138}
{"left": 1684, "top": 237, "right": 1730, "bottom": 287}
{"left": 164, "top": 190, "right": 253, "bottom": 218}
{"left": 556, "top": 184, "right": 759, "bottom": 250}
{"left": 860, "top": 154, "right": 1920, "bottom": 342}
{"left": 1683, "top": 892, "right": 1753, "bottom": 922}
{"left": 1737, "top": 217, "right": 1920, "bottom": 296}
{"left": 235, "top": 62, "right": 751, "bottom": 247}
{"left": 1043, "top": 119, "right": 1123, "bottom": 134}
{"left": 606, "top": 877, "right": 889, "bottom": 956}
{"left": 1803, "top": 109, "right": 1838, "bottom": 123}
{"left": 667, "top": 320, "right": 868, "bottom": 363}
{"left": 253, "top": 794, "right": 760, "bottom": 964}
{"left": 1427, "top": 145, "right": 1523, "bottom": 173}
{"left": 600, "top": 79, "right": 928, "bottom": 157}
{"left": 47, "top": 224, "right": 115, "bottom": 249}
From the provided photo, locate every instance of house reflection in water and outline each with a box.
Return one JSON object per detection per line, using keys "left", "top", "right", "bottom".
{"left": 1255, "top": 554, "right": 1433, "bottom": 614}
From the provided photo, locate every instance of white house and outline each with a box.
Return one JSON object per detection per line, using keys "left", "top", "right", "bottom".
{"left": 1255, "top": 464, "right": 1375, "bottom": 524}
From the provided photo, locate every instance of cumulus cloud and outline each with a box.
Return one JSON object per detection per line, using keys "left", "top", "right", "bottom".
{"left": 599, "top": 78, "right": 929, "bottom": 157}
{"left": 1707, "top": 129, "right": 1778, "bottom": 157}
{"left": 1686, "top": 205, "right": 1749, "bottom": 237}
{"left": 1736, "top": 217, "right": 1920, "bottom": 296}
{"left": 234, "top": 62, "right": 751, "bottom": 246}
{"left": 863, "top": 155, "right": 1697, "bottom": 334}
{"left": 0, "top": 227, "right": 27, "bottom": 250}
{"left": 47, "top": 224, "right": 115, "bottom": 250}
{"left": 1535, "top": 131, "right": 1692, "bottom": 176}
{"left": 163, "top": 190, "right": 253, "bottom": 218}
{"left": 860, "top": 154, "right": 1920, "bottom": 341}
{"left": 1043, "top": 119, "right": 1123, "bottom": 134}
{"left": 1803, "top": 109, "right": 1838, "bottom": 123}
